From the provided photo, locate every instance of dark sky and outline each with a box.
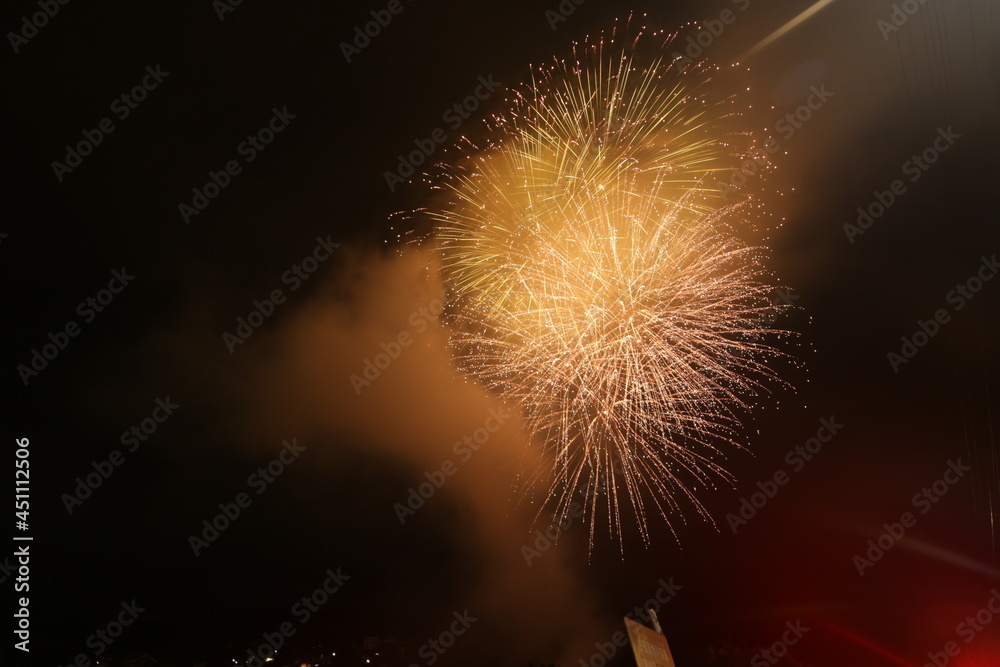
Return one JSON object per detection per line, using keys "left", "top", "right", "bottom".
{"left": 4, "top": 1, "right": 1000, "bottom": 666}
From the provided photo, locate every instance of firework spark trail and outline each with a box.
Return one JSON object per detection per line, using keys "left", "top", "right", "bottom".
{"left": 429, "top": 24, "right": 794, "bottom": 548}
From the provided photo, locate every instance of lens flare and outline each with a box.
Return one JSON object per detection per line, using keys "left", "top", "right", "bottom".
{"left": 429, "top": 22, "right": 793, "bottom": 547}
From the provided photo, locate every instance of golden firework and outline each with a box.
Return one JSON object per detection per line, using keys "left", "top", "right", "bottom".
{"left": 431, "top": 24, "right": 792, "bottom": 547}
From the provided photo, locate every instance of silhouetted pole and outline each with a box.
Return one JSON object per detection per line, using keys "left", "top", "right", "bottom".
{"left": 648, "top": 607, "right": 663, "bottom": 635}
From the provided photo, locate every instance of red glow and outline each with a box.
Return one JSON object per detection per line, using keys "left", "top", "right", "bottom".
{"left": 818, "top": 619, "right": 915, "bottom": 666}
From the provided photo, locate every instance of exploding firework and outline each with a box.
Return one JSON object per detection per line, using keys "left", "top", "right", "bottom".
{"left": 429, "top": 23, "right": 793, "bottom": 547}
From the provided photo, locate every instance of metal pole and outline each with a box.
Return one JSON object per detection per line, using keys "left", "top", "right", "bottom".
{"left": 648, "top": 607, "right": 663, "bottom": 635}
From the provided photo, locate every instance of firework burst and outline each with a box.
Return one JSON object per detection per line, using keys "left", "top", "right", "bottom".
{"left": 429, "top": 23, "right": 793, "bottom": 547}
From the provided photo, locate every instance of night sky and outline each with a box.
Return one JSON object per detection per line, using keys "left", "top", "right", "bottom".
{"left": 4, "top": 1, "right": 1000, "bottom": 666}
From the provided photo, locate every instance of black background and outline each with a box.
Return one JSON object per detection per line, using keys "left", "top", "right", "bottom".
{"left": 3, "top": 1, "right": 1000, "bottom": 666}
